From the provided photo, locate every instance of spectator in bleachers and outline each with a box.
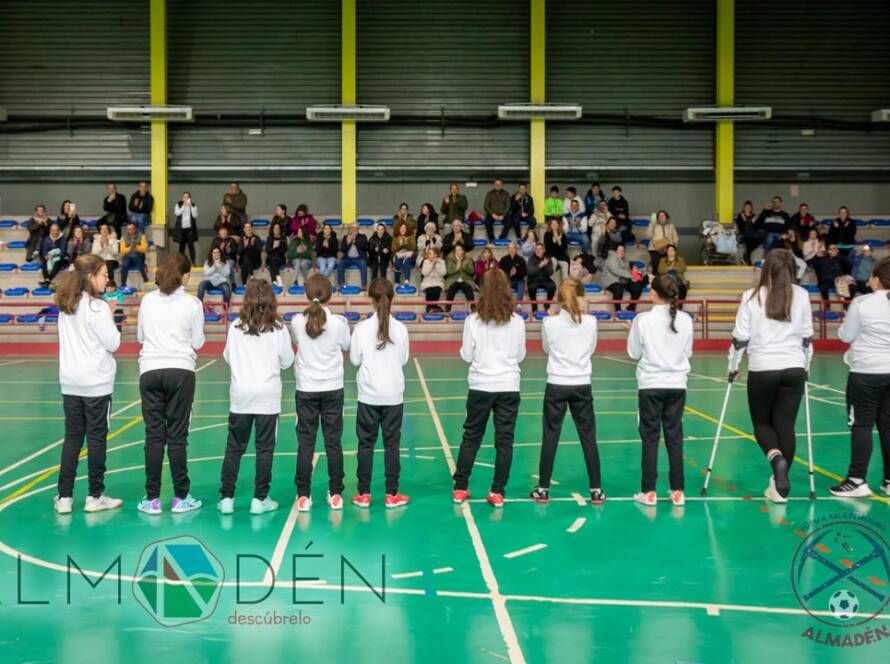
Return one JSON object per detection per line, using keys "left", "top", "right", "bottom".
{"left": 508, "top": 182, "right": 536, "bottom": 240}
{"left": 802, "top": 227, "right": 825, "bottom": 264}
{"left": 103, "top": 279, "right": 126, "bottom": 332}
{"left": 828, "top": 206, "right": 857, "bottom": 255}
{"left": 812, "top": 243, "right": 854, "bottom": 306}
{"left": 223, "top": 182, "right": 248, "bottom": 226}
{"left": 543, "top": 186, "right": 563, "bottom": 219}
{"left": 128, "top": 181, "right": 154, "bottom": 234}
{"left": 392, "top": 222, "right": 417, "bottom": 285}
{"left": 419, "top": 246, "right": 446, "bottom": 313}
{"left": 588, "top": 200, "right": 612, "bottom": 252}
{"left": 499, "top": 241, "right": 527, "bottom": 302}
{"left": 120, "top": 221, "right": 148, "bottom": 287}
{"left": 314, "top": 223, "right": 338, "bottom": 278}
{"left": 647, "top": 210, "right": 679, "bottom": 269}
{"left": 417, "top": 221, "right": 443, "bottom": 256}
{"left": 569, "top": 255, "right": 593, "bottom": 285}
{"left": 442, "top": 219, "right": 474, "bottom": 258}
{"left": 66, "top": 224, "right": 92, "bottom": 263}
{"left": 441, "top": 183, "right": 469, "bottom": 231}
{"left": 603, "top": 245, "right": 646, "bottom": 313}
{"left": 266, "top": 222, "right": 288, "bottom": 287}
{"left": 563, "top": 200, "right": 590, "bottom": 252}
{"left": 544, "top": 217, "right": 569, "bottom": 280}
{"left": 338, "top": 223, "right": 369, "bottom": 288}
{"left": 520, "top": 229, "right": 539, "bottom": 262}
{"left": 598, "top": 217, "right": 623, "bottom": 259}
{"left": 26, "top": 204, "right": 50, "bottom": 262}
{"left": 197, "top": 246, "right": 232, "bottom": 306}
{"left": 755, "top": 196, "right": 791, "bottom": 255}
{"left": 91, "top": 223, "right": 120, "bottom": 281}
{"left": 790, "top": 203, "right": 815, "bottom": 231}
{"left": 657, "top": 245, "right": 689, "bottom": 305}
{"left": 270, "top": 204, "right": 290, "bottom": 238}
{"left": 287, "top": 226, "right": 314, "bottom": 286}
{"left": 57, "top": 200, "right": 80, "bottom": 234}
{"left": 474, "top": 246, "right": 499, "bottom": 287}
{"left": 445, "top": 243, "right": 475, "bottom": 310}
{"left": 392, "top": 203, "right": 416, "bottom": 238}
{"left": 290, "top": 204, "right": 317, "bottom": 240}
{"left": 40, "top": 222, "right": 68, "bottom": 286}
{"left": 526, "top": 242, "right": 556, "bottom": 312}
{"left": 211, "top": 226, "right": 239, "bottom": 285}
{"left": 584, "top": 182, "right": 606, "bottom": 213}
{"left": 852, "top": 244, "right": 876, "bottom": 295}
{"left": 483, "top": 179, "right": 512, "bottom": 243}
{"left": 368, "top": 223, "right": 392, "bottom": 280}
{"left": 607, "top": 186, "right": 631, "bottom": 236}
{"left": 103, "top": 184, "right": 128, "bottom": 237}
{"left": 239, "top": 222, "right": 264, "bottom": 286}
{"left": 173, "top": 191, "right": 198, "bottom": 264}
{"left": 563, "top": 186, "right": 585, "bottom": 216}
{"left": 780, "top": 228, "right": 807, "bottom": 280}
{"left": 736, "top": 200, "right": 761, "bottom": 264}
{"left": 416, "top": 203, "right": 439, "bottom": 238}
{"left": 214, "top": 205, "right": 241, "bottom": 238}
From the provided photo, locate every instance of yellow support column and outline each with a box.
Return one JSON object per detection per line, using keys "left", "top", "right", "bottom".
{"left": 341, "top": 0, "right": 357, "bottom": 225}
{"left": 715, "top": 0, "right": 734, "bottom": 224}
{"left": 529, "top": 0, "right": 546, "bottom": 211}
{"left": 150, "top": 0, "right": 168, "bottom": 242}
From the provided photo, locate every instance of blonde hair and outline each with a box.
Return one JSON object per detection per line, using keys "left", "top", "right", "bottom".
{"left": 557, "top": 278, "right": 584, "bottom": 324}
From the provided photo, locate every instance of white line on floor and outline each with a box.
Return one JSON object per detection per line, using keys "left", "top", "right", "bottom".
{"left": 504, "top": 544, "right": 548, "bottom": 559}
{"left": 567, "top": 518, "right": 586, "bottom": 533}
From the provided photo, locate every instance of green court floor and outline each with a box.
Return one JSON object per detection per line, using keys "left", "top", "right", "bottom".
{"left": 0, "top": 354, "right": 887, "bottom": 663}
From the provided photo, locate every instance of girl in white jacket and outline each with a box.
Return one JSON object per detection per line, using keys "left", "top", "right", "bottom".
{"left": 54, "top": 254, "right": 122, "bottom": 514}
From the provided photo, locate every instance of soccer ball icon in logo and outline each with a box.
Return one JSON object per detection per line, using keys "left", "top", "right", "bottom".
{"left": 133, "top": 535, "right": 225, "bottom": 627}
{"left": 828, "top": 590, "right": 859, "bottom": 621}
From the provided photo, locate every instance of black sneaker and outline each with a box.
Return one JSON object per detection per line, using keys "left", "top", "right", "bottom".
{"left": 589, "top": 488, "right": 606, "bottom": 504}
{"left": 829, "top": 478, "right": 872, "bottom": 498}
{"left": 770, "top": 454, "right": 790, "bottom": 498}
{"left": 529, "top": 487, "right": 549, "bottom": 504}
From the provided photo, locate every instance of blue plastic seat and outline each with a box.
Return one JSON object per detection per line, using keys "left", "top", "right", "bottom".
{"left": 16, "top": 314, "right": 40, "bottom": 324}
{"left": 422, "top": 313, "right": 445, "bottom": 322}
{"left": 803, "top": 284, "right": 821, "bottom": 293}
{"left": 533, "top": 310, "right": 548, "bottom": 320}
{"left": 754, "top": 260, "right": 763, "bottom": 269}
{"left": 450, "top": 311, "right": 469, "bottom": 321}
{"left": 20, "top": 263, "right": 40, "bottom": 272}
{"left": 251, "top": 218, "right": 270, "bottom": 228}
{"left": 7, "top": 240, "right": 27, "bottom": 249}
{"left": 395, "top": 285, "right": 417, "bottom": 295}
{"left": 854, "top": 219, "right": 868, "bottom": 227}
{"left": 473, "top": 238, "right": 487, "bottom": 247}
{"left": 119, "top": 287, "right": 136, "bottom": 296}
{"left": 356, "top": 217, "right": 375, "bottom": 227}
{"left": 568, "top": 239, "right": 583, "bottom": 247}
{"left": 228, "top": 312, "right": 240, "bottom": 321}
{"left": 640, "top": 239, "right": 651, "bottom": 248}
{"left": 288, "top": 285, "right": 305, "bottom": 295}
{"left": 814, "top": 311, "right": 843, "bottom": 321}
{"left": 395, "top": 311, "right": 417, "bottom": 322}
{"left": 272, "top": 285, "right": 283, "bottom": 295}
{"left": 203, "top": 312, "right": 222, "bottom": 322}
{"left": 591, "top": 310, "right": 612, "bottom": 320}
{"left": 206, "top": 288, "right": 224, "bottom": 296}
{"left": 493, "top": 238, "right": 511, "bottom": 247}
{"left": 234, "top": 286, "right": 247, "bottom": 295}
{"left": 584, "top": 284, "right": 603, "bottom": 294}
{"left": 282, "top": 312, "right": 295, "bottom": 322}
{"left": 325, "top": 217, "right": 342, "bottom": 227}
{"left": 378, "top": 217, "right": 393, "bottom": 226}
{"left": 340, "top": 285, "right": 361, "bottom": 295}
{"left": 0, "top": 220, "right": 18, "bottom": 228}
{"left": 517, "top": 310, "right": 529, "bottom": 320}
{"left": 632, "top": 218, "right": 650, "bottom": 227}
{"left": 31, "top": 287, "right": 54, "bottom": 296}
{"left": 630, "top": 261, "right": 645, "bottom": 269}
{"left": 864, "top": 239, "right": 886, "bottom": 248}
{"left": 344, "top": 311, "right": 361, "bottom": 321}
{"left": 872, "top": 219, "right": 889, "bottom": 227}
{"left": 44, "top": 315, "right": 58, "bottom": 324}
{"left": 4, "top": 287, "right": 28, "bottom": 296}
{"left": 0, "top": 314, "right": 13, "bottom": 324}
{"left": 616, "top": 311, "right": 637, "bottom": 320}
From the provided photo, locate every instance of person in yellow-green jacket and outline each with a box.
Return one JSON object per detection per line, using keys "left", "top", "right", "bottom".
{"left": 543, "top": 185, "right": 564, "bottom": 219}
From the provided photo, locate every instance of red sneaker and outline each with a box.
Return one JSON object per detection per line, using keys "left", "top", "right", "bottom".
{"left": 452, "top": 489, "right": 470, "bottom": 504}
{"left": 351, "top": 493, "right": 371, "bottom": 508}
{"left": 384, "top": 493, "right": 410, "bottom": 509}
{"left": 486, "top": 492, "right": 505, "bottom": 508}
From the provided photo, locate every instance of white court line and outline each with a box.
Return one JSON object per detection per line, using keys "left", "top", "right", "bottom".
{"left": 475, "top": 461, "right": 496, "bottom": 468}
{"left": 532, "top": 475, "right": 559, "bottom": 486}
{"left": 0, "top": 360, "right": 26, "bottom": 367}
{"left": 391, "top": 566, "right": 456, "bottom": 581}
{"left": 570, "top": 492, "right": 586, "bottom": 506}
{"left": 566, "top": 518, "right": 586, "bottom": 534}
{"left": 468, "top": 495, "right": 841, "bottom": 504}
{"left": 414, "top": 357, "right": 526, "bottom": 664}
{"left": 504, "top": 544, "right": 548, "bottom": 559}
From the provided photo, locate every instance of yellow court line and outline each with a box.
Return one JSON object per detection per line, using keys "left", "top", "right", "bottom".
{"left": 0, "top": 415, "right": 143, "bottom": 506}
{"left": 684, "top": 405, "right": 890, "bottom": 506}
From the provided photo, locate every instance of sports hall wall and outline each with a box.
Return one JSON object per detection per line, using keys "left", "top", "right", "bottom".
{"left": 1, "top": 0, "right": 888, "bottom": 227}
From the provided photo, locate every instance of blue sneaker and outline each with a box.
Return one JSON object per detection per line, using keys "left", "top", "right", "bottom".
{"left": 171, "top": 494, "right": 202, "bottom": 513}
{"left": 137, "top": 497, "right": 162, "bottom": 515}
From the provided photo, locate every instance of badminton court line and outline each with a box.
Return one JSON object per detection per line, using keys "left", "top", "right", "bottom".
{"left": 414, "top": 357, "right": 526, "bottom": 664}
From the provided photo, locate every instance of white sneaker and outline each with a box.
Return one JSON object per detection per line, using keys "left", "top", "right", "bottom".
{"left": 633, "top": 491, "right": 657, "bottom": 506}
{"left": 882, "top": 480, "right": 890, "bottom": 497}
{"left": 217, "top": 497, "right": 234, "bottom": 514}
{"left": 326, "top": 492, "right": 343, "bottom": 510}
{"left": 275, "top": 277, "right": 283, "bottom": 288}
{"left": 764, "top": 476, "right": 788, "bottom": 504}
{"left": 829, "top": 479, "right": 873, "bottom": 498}
{"left": 297, "top": 496, "right": 312, "bottom": 512}
{"left": 84, "top": 495, "right": 123, "bottom": 513}
{"left": 54, "top": 496, "right": 73, "bottom": 514}
{"left": 250, "top": 497, "right": 279, "bottom": 514}
{"left": 171, "top": 493, "right": 203, "bottom": 513}
{"left": 669, "top": 490, "right": 686, "bottom": 507}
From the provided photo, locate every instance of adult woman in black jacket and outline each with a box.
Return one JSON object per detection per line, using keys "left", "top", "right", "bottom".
{"left": 828, "top": 207, "right": 857, "bottom": 255}
{"left": 265, "top": 222, "right": 289, "bottom": 287}
{"left": 368, "top": 224, "right": 393, "bottom": 280}
{"left": 544, "top": 217, "right": 569, "bottom": 280}
{"left": 416, "top": 203, "right": 440, "bottom": 238}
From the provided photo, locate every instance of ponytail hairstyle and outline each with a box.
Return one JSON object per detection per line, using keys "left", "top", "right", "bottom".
{"left": 873, "top": 257, "right": 890, "bottom": 302}
{"left": 652, "top": 274, "right": 680, "bottom": 333}
{"left": 237, "top": 278, "right": 283, "bottom": 336}
{"left": 751, "top": 248, "right": 795, "bottom": 322}
{"left": 557, "top": 277, "right": 585, "bottom": 324}
{"left": 304, "top": 273, "right": 332, "bottom": 339}
{"left": 156, "top": 253, "right": 191, "bottom": 294}
{"left": 476, "top": 268, "right": 514, "bottom": 325}
{"left": 54, "top": 254, "right": 106, "bottom": 315}
{"left": 368, "top": 278, "right": 394, "bottom": 350}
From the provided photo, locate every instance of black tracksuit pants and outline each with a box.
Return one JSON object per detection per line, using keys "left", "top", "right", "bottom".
{"left": 638, "top": 389, "right": 686, "bottom": 492}
{"left": 453, "top": 390, "right": 520, "bottom": 495}
{"left": 58, "top": 394, "right": 113, "bottom": 499}
{"left": 140, "top": 368, "right": 196, "bottom": 500}
{"left": 746, "top": 368, "right": 806, "bottom": 465}
{"left": 355, "top": 402, "right": 403, "bottom": 495}
{"left": 846, "top": 372, "right": 890, "bottom": 480}
{"left": 538, "top": 384, "right": 601, "bottom": 489}
{"left": 220, "top": 413, "right": 279, "bottom": 500}
{"left": 295, "top": 389, "right": 345, "bottom": 497}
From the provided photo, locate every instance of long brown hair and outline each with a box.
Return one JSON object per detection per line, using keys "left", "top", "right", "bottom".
{"left": 54, "top": 254, "right": 105, "bottom": 314}
{"left": 750, "top": 249, "right": 795, "bottom": 321}
{"left": 157, "top": 253, "right": 191, "bottom": 294}
{"left": 557, "top": 278, "right": 584, "bottom": 324}
{"left": 652, "top": 274, "right": 680, "bottom": 333}
{"left": 476, "top": 268, "right": 514, "bottom": 325}
{"left": 873, "top": 257, "right": 890, "bottom": 302}
{"left": 368, "top": 278, "right": 394, "bottom": 350}
{"left": 304, "top": 273, "right": 332, "bottom": 339}
{"left": 237, "top": 279, "right": 283, "bottom": 336}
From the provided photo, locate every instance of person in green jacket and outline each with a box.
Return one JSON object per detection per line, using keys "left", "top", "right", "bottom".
{"left": 441, "top": 183, "right": 469, "bottom": 230}
{"left": 445, "top": 243, "right": 476, "bottom": 311}
{"left": 287, "top": 226, "right": 314, "bottom": 286}
{"left": 543, "top": 185, "right": 564, "bottom": 219}
{"left": 657, "top": 244, "right": 689, "bottom": 304}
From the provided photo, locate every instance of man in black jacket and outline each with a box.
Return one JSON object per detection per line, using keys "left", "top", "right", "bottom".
{"left": 483, "top": 178, "right": 512, "bottom": 242}
{"left": 755, "top": 196, "right": 791, "bottom": 255}
{"left": 507, "top": 182, "right": 536, "bottom": 240}
{"left": 498, "top": 241, "right": 528, "bottom": 302}
{"left": 128, "top": 181, "right": 154, "bottom": 234}
{"left": 442, "top": 220, "right": 475, "bottom": 257}
{"left": 337, "top": 224, "right": 369, "bottom": 288}
{"left": 607, "top": 186, "right": 633, "bottom": 243}
{"left": 103, "top": 184, "right": 128, "bottom": 238}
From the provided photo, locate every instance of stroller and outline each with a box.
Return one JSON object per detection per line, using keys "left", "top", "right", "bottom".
{"left": 700, "top": 220, "right": 740, "bottom": 265}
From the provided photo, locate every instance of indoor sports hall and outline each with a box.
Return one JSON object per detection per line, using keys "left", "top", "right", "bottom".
{"left": 0, "top": 1, "right": 889, "bottom": 663}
